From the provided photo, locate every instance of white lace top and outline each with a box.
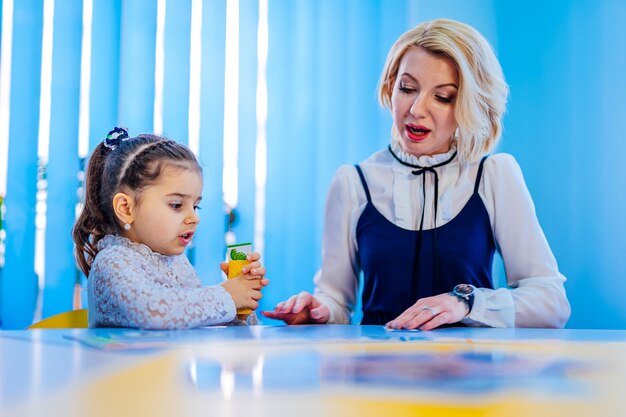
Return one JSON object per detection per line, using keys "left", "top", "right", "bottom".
{"left": 88, "top": 235, "right": 247, "bottom": 329}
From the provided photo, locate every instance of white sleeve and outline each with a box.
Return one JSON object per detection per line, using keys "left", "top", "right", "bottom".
{"left": 464, "top": 154, "right": 571, "bottom": 328}
{"left": 313, "top": 165, "right": 363, "bottom": 324}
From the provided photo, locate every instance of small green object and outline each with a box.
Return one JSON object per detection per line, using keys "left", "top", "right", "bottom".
{"left": 230, "top": 248, "right": 247, "bottom": 260}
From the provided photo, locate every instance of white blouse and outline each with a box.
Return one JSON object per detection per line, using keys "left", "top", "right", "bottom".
{"left": 313, "top": 143, "right": 571, "bottom": 328}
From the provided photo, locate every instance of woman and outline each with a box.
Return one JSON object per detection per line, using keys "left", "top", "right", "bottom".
{"left": 263, "top": 18, "right": 570, "bottom": 329}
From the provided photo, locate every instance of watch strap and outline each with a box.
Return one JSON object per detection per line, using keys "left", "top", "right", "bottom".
{"left": 451, "top": 284, "right": 475, "bottom": 312}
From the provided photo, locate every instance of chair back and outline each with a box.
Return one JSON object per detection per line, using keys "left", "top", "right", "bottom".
{"left": 27, "top": 309, "right": 88, "bottom": 329}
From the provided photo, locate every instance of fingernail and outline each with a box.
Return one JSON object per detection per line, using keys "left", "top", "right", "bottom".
{"left": 251, "top": 268, "right": 257, "bottom": 274}
{"left": 311, "top": 310, "right": 319, "bottom": 318}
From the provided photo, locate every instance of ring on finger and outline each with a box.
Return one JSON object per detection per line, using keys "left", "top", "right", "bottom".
{"left": 421, "top": 305, "right": 438, "bottom": 316}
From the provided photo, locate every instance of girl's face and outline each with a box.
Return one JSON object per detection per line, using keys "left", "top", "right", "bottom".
{"left": 125, "top": 166, "right": 203, "bottom": 256}
{"left": 391, "top": 46, "right": 459, "bottom": 157}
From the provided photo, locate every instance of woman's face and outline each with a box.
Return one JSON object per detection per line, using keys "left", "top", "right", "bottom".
{"left": 391, "top": 46, "right": 459, "bottom": 157}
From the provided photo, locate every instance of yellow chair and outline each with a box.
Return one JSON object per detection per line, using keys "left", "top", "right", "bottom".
{"left": 27, "top": 309, "right": 88, "bottom": 329}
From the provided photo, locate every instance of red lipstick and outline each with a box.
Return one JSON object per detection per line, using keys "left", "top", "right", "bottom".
{"left": 406, "top": 124, "right": 431, "bottom": 142}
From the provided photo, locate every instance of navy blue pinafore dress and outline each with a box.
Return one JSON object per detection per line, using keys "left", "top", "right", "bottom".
{"left": 355, "top": 153, "right": 495, "bottom": 325}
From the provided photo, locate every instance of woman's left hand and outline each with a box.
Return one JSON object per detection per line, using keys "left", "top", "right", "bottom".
{"left": 386, "top": 292, "right": 469, "bottom": 330}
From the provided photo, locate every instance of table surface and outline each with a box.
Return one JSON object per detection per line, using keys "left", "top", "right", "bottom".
{"left": 2, "top": 325, "right": 626, "bottom": 417}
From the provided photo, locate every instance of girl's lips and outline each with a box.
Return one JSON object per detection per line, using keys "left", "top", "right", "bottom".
{"left": 179, "top": 231, "right": 194, "bottom": 245}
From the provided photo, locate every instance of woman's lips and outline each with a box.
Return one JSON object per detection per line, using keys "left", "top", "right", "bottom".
{"left": 406, "top": 124, "right": 431, "bottom": 142}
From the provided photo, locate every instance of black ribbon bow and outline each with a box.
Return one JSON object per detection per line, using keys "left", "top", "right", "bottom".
{"left": 388, "top": 145, "right": 457, "bottom": 299}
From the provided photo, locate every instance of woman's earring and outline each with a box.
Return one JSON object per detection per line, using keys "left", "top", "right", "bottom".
{"left": 124, "top": 223, "right": 131, "bottom": 231}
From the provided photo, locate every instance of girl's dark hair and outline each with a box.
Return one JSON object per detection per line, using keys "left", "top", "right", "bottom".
{"left": 72, "top": 133, "right": 202, "bottom": 276}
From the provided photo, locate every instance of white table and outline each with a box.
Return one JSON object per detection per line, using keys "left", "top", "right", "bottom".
{"left": 2, "top": 325, "right": 625, "bottom": 416}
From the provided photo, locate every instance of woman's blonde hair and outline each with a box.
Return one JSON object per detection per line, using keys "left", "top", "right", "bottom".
{"left": 378, "top": 18, "right": 509, "bottom": 162}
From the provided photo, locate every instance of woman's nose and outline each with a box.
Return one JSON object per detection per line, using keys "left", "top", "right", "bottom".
{"left": 410, "top": 94, "right": 428, "bottom": 117}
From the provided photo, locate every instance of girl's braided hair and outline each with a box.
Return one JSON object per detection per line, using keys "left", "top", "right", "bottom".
{"left": 72, "top": 128, "right": 201, "bottom": 276}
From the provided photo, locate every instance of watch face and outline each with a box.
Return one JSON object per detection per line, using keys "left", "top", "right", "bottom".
{"left": 454, "top": 284, "right": 473, "bottom": 296}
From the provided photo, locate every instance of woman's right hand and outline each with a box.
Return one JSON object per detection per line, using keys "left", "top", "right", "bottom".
{"left": 261, "top": 291, "right": 330, "bottom": 324}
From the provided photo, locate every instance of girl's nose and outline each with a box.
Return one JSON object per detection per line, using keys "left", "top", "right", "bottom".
{"left": 186, "top": 210, "right": 200, "bottom": 225}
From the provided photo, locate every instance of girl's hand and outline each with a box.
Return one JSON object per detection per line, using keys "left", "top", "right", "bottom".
{"left": 385, "top": 292, "right": 469, "bottom": 330}
{"left": 220, "top": 252, "right": 269, "bottom": 310}
{"left": 221, "top": 276, "right": 265, "bottom": 310}
{"left": 220, "top": 252, "right": 269, "bottom": 285}
{"left": 261, "top": 291, "right": 329, "bottom": 324}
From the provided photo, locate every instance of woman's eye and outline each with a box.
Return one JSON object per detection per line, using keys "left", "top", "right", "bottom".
{"left": 436, "top": 95, "right": 455, "bottom": 103}
{"left": 399, "top": 83, "right": 415, "bottom": 94}
{"left": 194, "top": 205, "right": 202, "bottom": 211}
{"left": 169, "top": 203, "right": 183, "bottom": 209}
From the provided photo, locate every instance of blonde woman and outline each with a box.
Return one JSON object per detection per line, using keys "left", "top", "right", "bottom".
{"left": 264, "top": 19, "right": 570, "bottom": 329}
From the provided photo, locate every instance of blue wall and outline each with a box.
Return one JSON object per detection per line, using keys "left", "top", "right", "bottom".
{"left": 1, "top": 0, "right": 625, "bottom": 329}
{"left": 493, "top": 0, "right": 626, "bottom": 329}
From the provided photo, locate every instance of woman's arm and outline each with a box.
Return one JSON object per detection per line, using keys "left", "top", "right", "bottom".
{"left": 468, "top": 154, "right": 571, "bottom": 328}
{"left": 312, "top": 165, "right": 364, "bottom": 323}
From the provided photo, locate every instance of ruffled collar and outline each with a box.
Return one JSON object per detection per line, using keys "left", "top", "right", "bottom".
{"left": 98, "top": 234, "right": 176, "bottom": 263}
{"left": 389, "top": 141, "right": 458, "bottom": 168}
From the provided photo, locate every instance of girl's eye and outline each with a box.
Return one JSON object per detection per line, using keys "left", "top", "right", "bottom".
{"left": 194, "top": 205, "right": 202, "bottom": 211}
{"left": 170, "top": 203, "right": 183, "bottom": 209}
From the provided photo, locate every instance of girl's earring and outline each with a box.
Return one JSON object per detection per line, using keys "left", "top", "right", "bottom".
{"left": 124, "top": 223, "right": 131, "bottom": 231}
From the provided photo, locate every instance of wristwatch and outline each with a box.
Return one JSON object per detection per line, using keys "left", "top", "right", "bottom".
{"left": 451, "top": 284, "right": 475, "bottom": 312}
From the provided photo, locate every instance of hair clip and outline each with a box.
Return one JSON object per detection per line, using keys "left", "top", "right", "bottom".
{"left": 103, "top": 126, "right": 129, "bottom": 150}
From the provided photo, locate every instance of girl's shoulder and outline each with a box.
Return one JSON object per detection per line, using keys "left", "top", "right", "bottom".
{"left": 96, "top": 235, "right": 144, "bottom": 258}
{"left": 91, "top": 235, "right": 179, "bottom": 281}
{"left": 97, "top": 235, "right": 169, "bottom": 258}
{"left": 91, "top": 235, "right": 142, "bottom": 271}
{"left": 93, "top": 235, "right": 171, "bottom": 269}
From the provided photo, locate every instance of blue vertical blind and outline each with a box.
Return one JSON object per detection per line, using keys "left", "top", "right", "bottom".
{"left": 2, "top": 0, "right": 626, "bottom": 329}
{"left": 2, "top": 0, "right": 45, "bottom": 329}
{"left": 0, "top": 0, "right": 392, "bottom": 328}
{"left": 42, "top": 1, "right": 83, "bottom": 318}
{"left": 0, "top": 0, "right": 225, "bottom": 328}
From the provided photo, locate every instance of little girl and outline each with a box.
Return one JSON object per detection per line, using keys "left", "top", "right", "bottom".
{"left": 73, "top": 127, "right": 268, "bottom": 329}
